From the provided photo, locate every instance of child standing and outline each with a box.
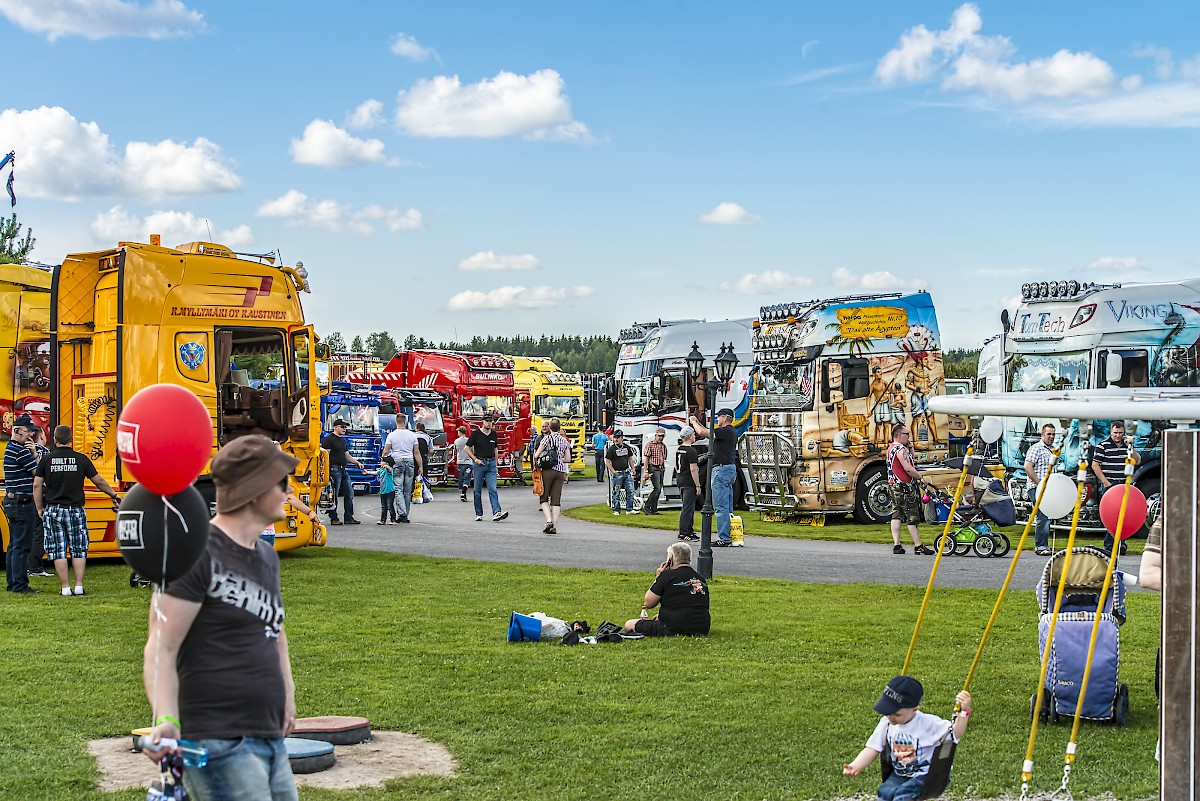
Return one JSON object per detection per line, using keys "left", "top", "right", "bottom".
{"left": 377, "top": 455, "right": 397, "bottom": 525}
{"left": 843, "top": 676, "right": 972, "bottom": 801}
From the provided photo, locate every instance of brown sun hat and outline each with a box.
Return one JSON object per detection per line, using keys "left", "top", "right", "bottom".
{"left": 211, "top": 435, "right": 299, "bottom": 513}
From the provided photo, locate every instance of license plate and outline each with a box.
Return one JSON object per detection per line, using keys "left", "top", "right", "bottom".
{"left": 353, "top": 483, "right": 367, "bottom": 492}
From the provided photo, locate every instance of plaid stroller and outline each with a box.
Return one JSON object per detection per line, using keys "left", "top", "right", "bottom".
{"left": 1032, "top": 546, "right": 1130, "bottom": 725}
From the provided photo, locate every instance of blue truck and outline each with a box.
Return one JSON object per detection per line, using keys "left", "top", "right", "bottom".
{"left": 321, "top": 382, "right": 383, "bottom": 494}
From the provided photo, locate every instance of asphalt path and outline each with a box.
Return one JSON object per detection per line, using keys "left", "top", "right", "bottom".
{"left": 323, "top": 479, "right": 1147, "bottom": 591}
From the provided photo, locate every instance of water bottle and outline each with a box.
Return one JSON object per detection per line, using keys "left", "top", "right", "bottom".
{"left": 138, "top": 736, "right": 209, "bottom": 768}
{"left": 639, "top": 607, "right": 649, "bottom": 620}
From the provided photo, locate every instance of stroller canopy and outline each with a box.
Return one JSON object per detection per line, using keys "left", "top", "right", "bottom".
{"left": 1035, "top": 546, "right": 1127, "bottom": 624}
{"left": 973, "top": 476, "right": 1016, "bottom": 527}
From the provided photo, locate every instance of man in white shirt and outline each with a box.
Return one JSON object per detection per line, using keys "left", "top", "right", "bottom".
{"left": 382, "top": 414, "right": 422, "bottom": 523}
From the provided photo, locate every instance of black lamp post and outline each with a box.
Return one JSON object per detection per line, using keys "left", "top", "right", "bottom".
{"left": 686, "top": 341, "right": 739, "bottom": 579}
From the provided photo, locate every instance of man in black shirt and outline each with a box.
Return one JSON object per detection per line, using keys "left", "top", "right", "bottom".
{"left": 143, "top": 435, "right": 301, "bottom": 801}
{"left": 321, "top": 419, "right": 362, "bottom": 525}
{"left": 4, "top": 415, "right": 42, "bottom": 593}
{"left": 623, "top": 542, "right": 710, "bottom": 636}
{"left": 690, "top": 407, "right": 739, "bottom": 546}
{"left": 1091, "top": 420, "right": 1141, "bottom": 553}
{"left": 465, "top": 413, "right": 508, "bottom": 522}
{"left": 33, "top": 426, "right": 120, "bottom": 597}
{"left": 675, "top": 427, "right": 700, "bottom": 541}
{"left": 604, "top": 430, "right": 638, "bottom": 515}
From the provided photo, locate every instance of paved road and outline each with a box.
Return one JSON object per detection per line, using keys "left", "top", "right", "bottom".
{"left": 324, "top": 479, "right": 1147, "bottom": 591}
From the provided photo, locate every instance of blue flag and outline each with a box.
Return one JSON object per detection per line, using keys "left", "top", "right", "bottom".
{"left": 5, "top": 170, "right": 12, "bottom": 207}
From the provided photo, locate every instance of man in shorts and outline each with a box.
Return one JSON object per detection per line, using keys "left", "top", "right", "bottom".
{"left": 887, "top": 426, "right": 933, "bottom": 555}
{"left": 33, "top": 425, "right": 120, "bottom": 597}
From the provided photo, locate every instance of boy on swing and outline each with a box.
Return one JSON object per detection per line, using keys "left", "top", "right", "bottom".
{"left": 843, "top": 676, "right": 972, "bottom": 801}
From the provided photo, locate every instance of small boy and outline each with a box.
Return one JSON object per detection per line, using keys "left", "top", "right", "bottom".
{"left": 842, "top": 676, "right": 972, "bottom": 801}
{"left": 377, "top": 455, "right": 397, "bottom": 525}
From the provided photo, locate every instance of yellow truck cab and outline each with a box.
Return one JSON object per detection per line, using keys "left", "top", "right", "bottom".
{"left": 510, "top": 356, "right": 586, "bottom": 471}
{"left": 50, "top": 237, "right": 328, "bottom": 555}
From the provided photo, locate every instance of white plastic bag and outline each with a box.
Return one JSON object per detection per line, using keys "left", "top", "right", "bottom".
{"left": 529, "top": 612, "right": 570, "bottom": 640}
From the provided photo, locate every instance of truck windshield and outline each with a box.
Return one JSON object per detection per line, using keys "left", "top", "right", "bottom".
{"left": 463, "top": 395, "right": 512, "bottom": 419}
{"left": 325, "top": 404, "right": 378, "bottom": 433}
{"left": 618, "top": 378, "right": 652, "bottom": 410}
{"left": 535, "top": 395, "right": 582, "bottom": 417}
{"left": 411, "top": 402, "right": 444, "bottom": 433}
{"left": 1007, "top": 350, "right": 1089, "bottom": 392}
{"left": 755, "top": 364, "right": 815, "bottom": 410}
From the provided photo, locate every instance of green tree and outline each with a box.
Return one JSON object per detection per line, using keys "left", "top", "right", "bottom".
{"left": 0, "top": 213, "right": 35, "bottom": 265}
{"left": 323, "top": 331, "right": 347, "bottom": 352}
{"left": 366, "top": 330, "right": 398, "bottom": 359}
{"left": 350, "top": 335, "right": 365, "bottom": 352}
{"left": 943, "top": 348, "right": 981, "bottom": 379}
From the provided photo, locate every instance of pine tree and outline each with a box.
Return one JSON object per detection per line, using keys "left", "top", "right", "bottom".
{"left": 0, "top": 213, "right": 35, "bottom": 265}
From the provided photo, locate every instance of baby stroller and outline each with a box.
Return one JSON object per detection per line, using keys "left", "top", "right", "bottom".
{"left": 1031, "top": 546, "right": 1130, "bottom": 725}
{"left": 926, "top": 475, "right": 1016, "bottom": 558}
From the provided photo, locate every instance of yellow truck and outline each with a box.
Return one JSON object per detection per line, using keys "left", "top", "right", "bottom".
{"left": 50, "top": 237, "right": 328, "bottom": 555}
{"left": 510, "top": 356, "right": 586, "bottom": 471}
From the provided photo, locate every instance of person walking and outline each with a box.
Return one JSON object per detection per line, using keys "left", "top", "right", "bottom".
{"left": 141, "top": 435, "right": 301, "bottom": 801}
{"left": 465, "top": 413, "right": 508, "bottom": 522}
{"left": 533, "top": 419, "right": 571, "bottom": 534}
{"left": 886, "top": 426, "right": 934, "bottom": 555}
{"left": 604, "top": 430, "right": 637, "bottom": 515}
{"left": 4, "top": 415, "right": 42, "bottom": 594}
{"left": 453, "top": 425, "right": 472, "bottom": 502}
{"left": 414, "top": 423, "right": 433, "bottom": 483}
{"left": 1091, "top": 420, "right": 1140, "bottom": 554}
{"left": 690, "top": 408, "right": 738, "bottom": 546}
{"left": 320, "top": 419, "right": 362, "bottom": 525}
{"left": 675, "top": 427, "right": 700, "bottom": 541}
{"left": 376, "top": 455, "right": 397, "bottom": 525}
{"left": 382, "top": 413, "right": 422, "bottom": 524}
{"left": 1023, "top": 423, "right": 1057, "bottom": 556}
{"left": 592, "top": 428, "right": 609, "bottom": 482}
{"left": 642, "top": 427, "right": 668, "bottom": 515}
{"left": 33, "top": 425, "right": 120, "bottom": 596}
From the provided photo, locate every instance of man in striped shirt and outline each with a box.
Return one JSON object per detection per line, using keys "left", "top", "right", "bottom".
{"left": 1091, "top": 421, "right": 1140, "bottom": 554}
{"left": 4, "top": 416, "right": 42, "bottom": 594}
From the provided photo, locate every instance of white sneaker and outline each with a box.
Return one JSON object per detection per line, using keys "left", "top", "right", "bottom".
{"left": 630, "top": 509, "right": 640, "bottom": 515}
{"left": 493, "top": 511, "right": 509, "bottom": 522}
{"left": 730, "top": 541, "right": 744, "bottom": 547}
{"left": 613, "top": 510, "right": 620, "bottom": 516}
{"left": 475, "top": 515, "right": 483, "bottom": 522}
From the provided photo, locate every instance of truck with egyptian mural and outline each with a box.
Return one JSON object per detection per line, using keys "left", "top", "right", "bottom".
{"left": 741, "top": 292, "right": 952, "bottom": 523}
{"left": 509, "top": 356, "right": 586, "bottom": 472}
{"left": 991, "top": 277, "right": 1200, "bottom": 533}
{"left": 49, "top": 236, "right": 329, "bottom": 556}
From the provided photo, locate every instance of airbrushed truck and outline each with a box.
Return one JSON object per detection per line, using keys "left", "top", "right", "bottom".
{"left": 50, "top": 237, "right": 329, "bottom": 555}
{"left": 991, "top": 277, "right": 1199, "bottom": 532}
{"left": 741, "top": 292, "right": 952, "bottom": 523}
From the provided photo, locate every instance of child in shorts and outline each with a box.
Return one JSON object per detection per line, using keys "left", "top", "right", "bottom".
{"left": 842, "top": 676, "right": 972, "bottom": 801}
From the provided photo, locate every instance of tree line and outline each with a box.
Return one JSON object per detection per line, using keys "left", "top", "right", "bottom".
{"left": 323, "top": 332, "right": 619, "bottom": 375}
{"left": 943, "top": 348, "right": 981, "bottom": 379}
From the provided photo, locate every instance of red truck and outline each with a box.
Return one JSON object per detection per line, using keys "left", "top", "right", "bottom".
{"left": 347, "top": 350, "right": 528, "bottom": 483}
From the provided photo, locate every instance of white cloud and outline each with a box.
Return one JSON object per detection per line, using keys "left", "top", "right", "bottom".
{"left": 458, "top": 251, "right": 541, "bottom": 271}
{"left": 290, "top": 119, "right": 387, "bottom": 167}
{"left": 390, "top": 32, "right": 438, "bottom": 62}
{"left": 699, "top": 202, "right": 761, "bottom": 225}
{"left": 831, "top": 266, "right": 927, "bottom": 292}
{"left": 394, "top": 69, "right": 592, "bottom": 141}
{"left": 346, "top": 99, "right": 384, "bottom": 130}
{"left": 447, "top": 285, "right": 593, "bottom": 311}
{"left": 89, "top": 205, "right": 254, "bottom": 248}
{"left": 719, "top": 270, "right": 814, "bottom": 294}
{"left": 0, "top": 106, "right": 240, "bottom": 200}
{"left": 0, "top": 0, "right": 206, "bottom": 40}
{"left": 1085, "top": 255, "right": 1149, "bottom": 273}
{"left": 946, "top": 49, "right": 1116, "bottom": 102}
{"left": 257, "top": 190, "right": 423, "bottom": 235}
{"left": 875, "top": 3, "right": 983, "bottom": 85}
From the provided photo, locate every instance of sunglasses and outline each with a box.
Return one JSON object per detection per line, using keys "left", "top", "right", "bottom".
{"left": 278, "top": 477, "right": 290, "bottom": 492}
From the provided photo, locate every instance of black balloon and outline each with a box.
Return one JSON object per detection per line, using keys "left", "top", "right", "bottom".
{"left": 116, "top": 484, "right": 209, "bottom": 584}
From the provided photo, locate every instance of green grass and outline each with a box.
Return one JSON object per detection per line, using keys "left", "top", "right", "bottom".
{"left": 0, "top": 550, "right": 1159, "bottom": 800}
{"left": 564, "top": 504, "right": 1147, "bottom": 554}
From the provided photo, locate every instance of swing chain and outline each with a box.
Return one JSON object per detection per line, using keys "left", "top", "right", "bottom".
{"left": 1048, "top": 763, "right": 1073, "bottom": 800}
{"left": 1019, "top": 781, "right": 1030, "bottom": 801}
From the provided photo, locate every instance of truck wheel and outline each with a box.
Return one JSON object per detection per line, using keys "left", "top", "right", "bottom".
{"left": 854, "top": 465, "right": 891, "bottom": 524}
{"left": 1136, "top": 476, "right": 1161, "bottom": 538}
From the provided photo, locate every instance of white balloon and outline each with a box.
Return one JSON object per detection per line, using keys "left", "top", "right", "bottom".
{"left": 978, "top": 416, "right": 1004, "bottom": 444}
{"left": 1038, "top": 473, "right": 1079, "bottom": 520}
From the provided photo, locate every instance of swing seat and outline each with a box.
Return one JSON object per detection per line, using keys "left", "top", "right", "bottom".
{"left": 881, "top": 734, "right": 957, "bottom": 799}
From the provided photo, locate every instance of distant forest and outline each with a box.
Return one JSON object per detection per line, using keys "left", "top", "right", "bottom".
{"left": 325, "top": 332, "right": 619, "bottom": 375}
{"left": 943, "top": 348, "right": 981, "bottom": 379}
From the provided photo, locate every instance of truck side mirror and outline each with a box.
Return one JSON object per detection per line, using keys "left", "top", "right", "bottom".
{"left": 1105, "top": 352, "right": 1123, "bottom": 387}
{"left": 820, "top": 360, "right": 831, "bottom": 404}
{"left": 604, "top": 376, "right": 616, "bottom": 398}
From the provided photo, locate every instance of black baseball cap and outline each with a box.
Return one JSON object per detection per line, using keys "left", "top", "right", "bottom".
{"left": 874, "top": 675, "right": 924, "bottom": 715}
{"left": 12, "top": 415, "right": 39, "bottom": 432}
{"left": 613, "top": 429, "right": 624, "bottom": 437}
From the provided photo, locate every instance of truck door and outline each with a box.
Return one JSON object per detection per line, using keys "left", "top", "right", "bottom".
{"left": 287, "top": 326, "right": 320, "bottom": 442}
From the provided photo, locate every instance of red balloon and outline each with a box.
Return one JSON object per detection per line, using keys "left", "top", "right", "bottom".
{"left": 1099, "top": 484, "right": 1148, "bottom": 540}
{"left": 117, "top": 384, "right": 213, "bottom": 496}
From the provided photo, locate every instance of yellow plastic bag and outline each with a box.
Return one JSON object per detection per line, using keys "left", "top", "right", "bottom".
{"left": 730, "top": 515, "right": 744, "bottom": 545}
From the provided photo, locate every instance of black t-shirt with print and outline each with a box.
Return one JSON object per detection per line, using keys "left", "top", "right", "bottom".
{"left": 321, "top": 432, "right": 350, "bottom": 467}
{"left": 166, "top": 525, "right": 286, "bottom": 740}
{"left": 712, "top": 425, "right": 737, "bottom": 465}
{"left": 650, "top": 565, "right": 710, "bottom": 635}
{"left": 467, "top": 428, "right": 499, "bottom": 459}
{"left": 35, "top": 446, "right": 97, "bottom": 506}
{"left": 605, "top": 442, "right": 634, "bottom": 472}
{"left": 675, "top": 445, "right": 698, "bottom": 489}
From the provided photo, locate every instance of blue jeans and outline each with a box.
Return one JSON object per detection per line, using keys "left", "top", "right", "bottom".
{"left": 610, "top": 470, "right": 634, "bottom": 512}
{"left": 329, "top": 465, "right": 355, "bottom": 522}
{"left": 394, "top": 460, "right": 416, "bottom": 519}
{"left": 712, "top": 463, "right": 736, "bottom": 543}
{"left": 457, "top": 463, "right": 473, "bottom": 494}
{"left": 877, "top": 771, "right": 926, "bottom": 801}
{"left": 184, "top": 736, "right": 297, "bottom": 801}
{"left": 3, "top": 500, "right": 36, "bottom": 591}
{"left": 1027, "top": 485, "right": 1050, "bottom": 549}
{"left": 473, "top": 458, "right": 500, "bottom": 516}
{"left": 380, "top": 491, "right": 396, "bottom": 522}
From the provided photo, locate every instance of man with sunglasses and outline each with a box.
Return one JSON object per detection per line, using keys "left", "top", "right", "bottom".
{"left": 143, "top": 435, "right": 302, "bottom": 801}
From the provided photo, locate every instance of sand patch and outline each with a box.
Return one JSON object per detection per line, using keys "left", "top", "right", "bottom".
{"left": 88, "top": 731, "right": 456, "bottom": 792}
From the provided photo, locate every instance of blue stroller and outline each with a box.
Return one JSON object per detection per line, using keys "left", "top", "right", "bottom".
{"left": 1031, "top": 546, "right": 1130, "bottom": 726}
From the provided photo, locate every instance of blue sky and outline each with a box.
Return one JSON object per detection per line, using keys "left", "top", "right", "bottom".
{"left": 3, "top": 1, "right": 1198, "bottom": 350}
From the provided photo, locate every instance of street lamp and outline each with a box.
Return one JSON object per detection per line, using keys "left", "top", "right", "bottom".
{"left": 685, "top": 341, "right": 739, "bottom": 579}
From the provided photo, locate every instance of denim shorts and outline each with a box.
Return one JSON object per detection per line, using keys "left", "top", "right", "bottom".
{"left": 183, "top": 736, "right": 297, "bottom": 801}
{"left": 43, "top": 505, "right": 88, "bottom": 560}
